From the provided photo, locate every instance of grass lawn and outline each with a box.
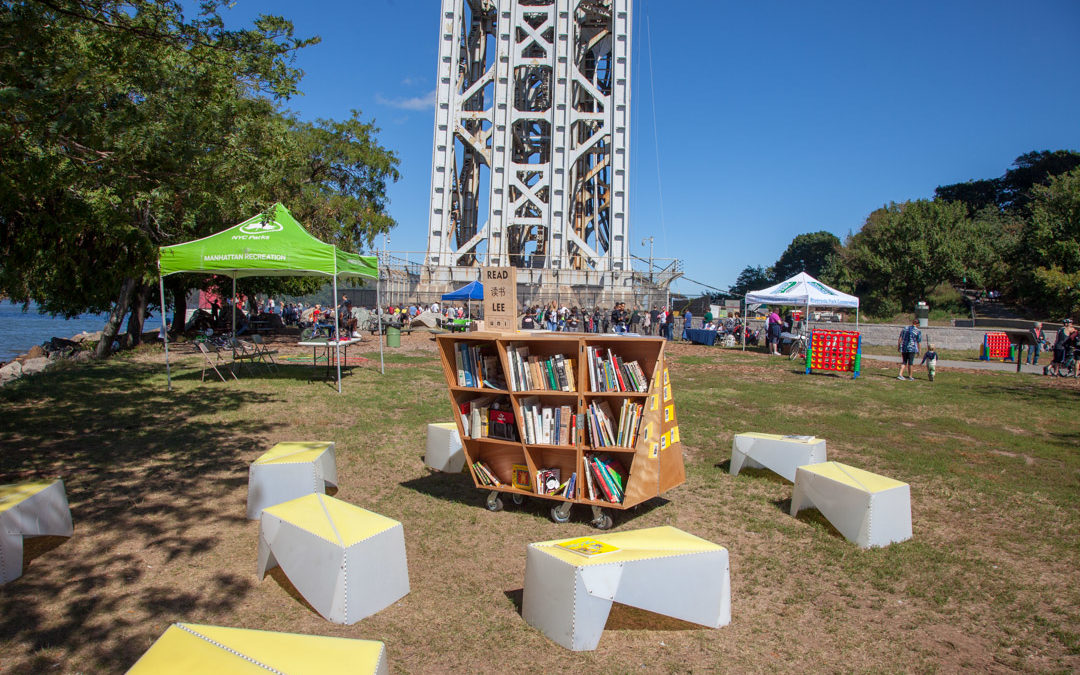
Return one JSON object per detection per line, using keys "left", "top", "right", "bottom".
{"left": 0, "top": 337, "right": 1078, "bottom": 673}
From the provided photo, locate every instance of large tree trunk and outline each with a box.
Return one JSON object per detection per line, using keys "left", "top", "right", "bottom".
{"left": 167, "top": 277, "right": 187, "bottom": 334}
{"left": 96, "top": 277, "right": 137, "bottom": 359}
{"left": 126, "top": 283, "right": 151, "bottom": 346}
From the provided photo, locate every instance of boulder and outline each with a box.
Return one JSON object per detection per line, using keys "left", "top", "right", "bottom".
{"left": 20, "top": 357, "right": 50, "bottom": 376}
{"left": 0, "top": 360, "right": 22, "bottom": 384}
{"left": 75, "top": 351, "right": 94, "bottom": 363}
{"left": 49, "top": 337, "right": 78, "bottom": 351}
{"left": 70, "top": 331, "right": 102, "bottom": 344}
{"left": 27, "top": 345, "right": 46, "bottom": 359}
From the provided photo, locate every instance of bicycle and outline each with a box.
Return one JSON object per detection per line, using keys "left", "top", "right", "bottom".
{"left": 788, "top": 333, "right": 808, "bottom": 362}
{"left": 300, "top": 322, "right": 335, "bottom": 341}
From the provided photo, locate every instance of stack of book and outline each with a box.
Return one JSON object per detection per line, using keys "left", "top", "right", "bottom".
{"left": 585, "top": 347, "right": 648, "bottom": 393}
{"left": 536, "top": 470, "right": 576, "bottom": 497}
{"left": 519, "top": 398, "right": 577, "bottom": 446}
{"left": 459, "top": 395, "right": 518, "bottom": 441}
{"left": 585, "top": 399, "right": 642, "bottom": 449}
{"left": 582, "top": 453, "right": 626, "bottom": 503}
{"left": 505, "top": 344, "right": 576, "bottom": 392}
{"left": 472, "top": 461, "right": 502, "bottom": 486}
{"left": 454, "top": 342, "right": 506, "bottom": 389}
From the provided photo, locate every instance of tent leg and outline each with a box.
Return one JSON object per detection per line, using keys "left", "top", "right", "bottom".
{"left": 377, "top": 270, "right": 384, "bottom": 375}
{"left": 741, "top": 294, "right": 746, "bottom": 351}
{"left": 159, "top": 273, "right": 171, "bottom": 391}
{"left": 333, "top": 275, "right": 341, "bottom": 393}
{"left": 232, "top": 276, "right": 237, "bottom": 358}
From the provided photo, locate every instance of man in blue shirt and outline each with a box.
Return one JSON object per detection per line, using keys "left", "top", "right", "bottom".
{"left": 896, "top": 318, "right": 922, "bottom": 380}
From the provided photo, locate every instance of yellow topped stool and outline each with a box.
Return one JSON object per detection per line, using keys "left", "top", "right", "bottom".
{"left": 257, "top": 493, "right": 410, "bottom": 624}
{"left": 0, "top": 479, "right": 73, "bottom": 585}
{"left": 127, "top": 623, "right": 388, "bottom": 674}
{"left": 424, "top": 422, "right": 464, "bottom": 472}
{"left": 730, "top": 432, "right": 827, "bottom": 482}
{"left": 790, "top": 461, "right": 912, "bottom": 548}
{"left": 523, "top": 526, "right": 731, "bottom": 650}
{"left": 246, "top": 441, "right": 337, "bottom": 519}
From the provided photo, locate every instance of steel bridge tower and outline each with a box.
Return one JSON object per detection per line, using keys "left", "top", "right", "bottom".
{"left": 423, "top": 0, "right": 633, "bottom": 293}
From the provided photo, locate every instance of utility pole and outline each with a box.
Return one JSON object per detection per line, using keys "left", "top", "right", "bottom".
{"left": 641, "top": 236, "right": 654, "bottom": 282}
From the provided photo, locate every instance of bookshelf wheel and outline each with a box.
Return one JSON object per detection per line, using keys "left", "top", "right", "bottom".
{"left": 511, "top": 493, "right": 525, "bottom": 506}
{"left": 485, "top": 491, "right": 504, "bottom": 512}
{"left": 550, "top": 502, "right": 573, "bottom": 524}
{"left": 590, "top": 507, "right": 613, "bottom": 530}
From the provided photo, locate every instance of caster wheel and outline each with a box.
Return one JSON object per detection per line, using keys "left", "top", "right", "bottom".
{"left": 550, "top": 502, "right": 573, "bottom": 523}
{"left": 511, "top": 493, "right": 525, "bottom": 506}
{"left": 591, "top": 512, "right": 613, "bottom": 530}
{"left": 485, "top": 491, "right": 504, "bottom": 512}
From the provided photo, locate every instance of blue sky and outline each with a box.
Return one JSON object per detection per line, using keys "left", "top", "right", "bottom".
{"left": 217, "top": 0, "right": 1080, "bottom": 293}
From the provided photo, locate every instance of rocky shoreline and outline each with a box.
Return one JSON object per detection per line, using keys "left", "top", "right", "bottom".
{"left": 0, "top": 330, "right": 102, "bottom": 387}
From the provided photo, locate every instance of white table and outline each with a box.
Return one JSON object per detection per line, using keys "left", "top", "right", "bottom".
{"left": 424, "top": 423, "right": 464, "bottom": 472}
{"left": 523, "top": 526, "right": 730, "bottom": 651}
{"left": 258, "top": 494, "right": 410, "bottom": 624}
{"left": 298, "top": 337, "right": 362, "bottom": 379}
{"left": 246, "top": 441, "right": 337, "bottom": 519}
{"left": 730, "top": 432, "right": 827, "bottom": 482}
{"left": 790, "top": 461, "right": 912, "bottom": 548}
{"left": 0, "top": 479, "right": 73, "bottom": 585}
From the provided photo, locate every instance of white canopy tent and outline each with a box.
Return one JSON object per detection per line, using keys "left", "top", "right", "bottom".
{"left": 742, "top": 272, "right": 859, "bottom": 349}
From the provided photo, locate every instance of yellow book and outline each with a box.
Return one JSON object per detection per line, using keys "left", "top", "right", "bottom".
{"left": 555, "top": 537, "right": 620, "bottom": 557}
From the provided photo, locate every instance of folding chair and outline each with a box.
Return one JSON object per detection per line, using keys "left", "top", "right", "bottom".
{"left": 251, "top": 334, "right": 279, "bottom": 371}
{"left": 229, "top": 338, "right": 260, "bottom": 376}
{"left": 197, "top": 342, "right": 236, "bottom": 383}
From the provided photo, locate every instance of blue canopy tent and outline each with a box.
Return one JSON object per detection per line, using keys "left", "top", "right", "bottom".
{"left": 441, "top": 280, "right": 484, "bottom": 320}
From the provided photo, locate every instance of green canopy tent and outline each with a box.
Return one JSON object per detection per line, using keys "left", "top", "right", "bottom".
{"left": 157, "top": 203, "right": 382, "bottom": 392}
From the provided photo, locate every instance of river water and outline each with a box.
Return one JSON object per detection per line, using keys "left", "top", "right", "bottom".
{"left": 0, "top": 301, "right": 157, "bottom": 362}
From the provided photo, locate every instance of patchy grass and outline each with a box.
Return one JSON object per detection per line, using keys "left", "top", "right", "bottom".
{"left": 0, "top": 335, "right": 1077, "bottom": 673}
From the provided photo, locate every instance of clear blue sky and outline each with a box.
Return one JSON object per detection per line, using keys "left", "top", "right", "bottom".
{"left": 216, "top": 0, "right": 1080, "bottom": 293}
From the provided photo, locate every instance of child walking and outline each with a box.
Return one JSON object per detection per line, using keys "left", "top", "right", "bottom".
{"left": 921, "top": 343, "right": 939, "bottom": 382}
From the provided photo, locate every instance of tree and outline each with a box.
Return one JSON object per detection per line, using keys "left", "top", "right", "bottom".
{"left": 728, "top": 265, "right": 773, "bottom": 297}
{"left": 845, "top": 200, "right": 973, "bottom": 316}
{"left": 934, "top": 150, "right": 1080, "bottom": 216}
{"left": 771, "top": 231, "right": 841, "bottom": 282}
{"left": 1014, "top": 167, "right": 1080, "bottom": 317}
{"left": 0, "top": 1, "right": 399, "bottom": 355}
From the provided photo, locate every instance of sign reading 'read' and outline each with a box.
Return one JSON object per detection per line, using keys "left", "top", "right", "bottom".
{"left": 482, "top": 266, "right": 517, "bottom": 331}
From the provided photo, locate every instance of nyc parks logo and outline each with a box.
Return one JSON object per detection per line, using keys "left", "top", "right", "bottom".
{"left": 239, "top": 220, "right": 283, "bottom": 235}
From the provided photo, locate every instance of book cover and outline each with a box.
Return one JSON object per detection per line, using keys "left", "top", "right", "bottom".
{"left": 587, "top": 456, "right": 616, "bottom": 502}
{"left": 511, "top": 464, "right": 532, "bottom": 491}
{"left": 582, "top": 457, "right": 597, "bottom": 500}
{"left": 489, "top": 408, "right": 518, "bottom": 441}
{"left": 555, "top": 537, "right": 620, "bottom": 557}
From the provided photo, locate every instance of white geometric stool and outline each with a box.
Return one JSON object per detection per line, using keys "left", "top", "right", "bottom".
{"left": 523, "top": 526, "right": 731, "bottom": 651}
{"left": 246, "top": 441, "right": 337, "bottom": 519}
{"left": 424, "top": 422, "right": 464, "bottom": 472}
{"left": 258, "top": 493, "right": 410, "bottom": 624}
{"left": 730, "top": 432, "right": 827, "bottom": 482}
{"left": 790, "top": 461, "right": 912, "bottom": 548}
{"left": 127, "top": 622, "right": 389, "bottom": 674}
{"left": 0, "top": 479, "right": 73, "bottom": 585}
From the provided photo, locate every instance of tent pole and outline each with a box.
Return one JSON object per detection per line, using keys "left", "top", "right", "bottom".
{"left": 159, "top": 271, "right": 171, "bottom": 391}
{"left": 377, "top": 266, "right": 384, "bottom": 375}
{"left": 333, "top": 272, "right": 341, "bottom": 393}
{"left": 741, "top": 294, "right": 746, "bottom": 351}
{"left": 856, "top": 307, "right": 859, "bottom": 331}
{"left": 232, "top": 275, "right": 237, "bottom": 358}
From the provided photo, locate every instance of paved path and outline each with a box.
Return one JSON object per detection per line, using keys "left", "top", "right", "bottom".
{"left": 862, "top": 353, "right": 1047, "bottom": 375}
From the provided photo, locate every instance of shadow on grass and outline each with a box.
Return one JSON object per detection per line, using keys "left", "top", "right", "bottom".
{"left": 503, "top": 587, "right": 705, "bottom": 632}
{"left": 399, "top": 470, "right": 478, "bottom": 507}
{"left": 0, "top": 359, "right": 282, "bottom": 670}
{"left": 773, "top": 497, "right": 847, "bottom": 541}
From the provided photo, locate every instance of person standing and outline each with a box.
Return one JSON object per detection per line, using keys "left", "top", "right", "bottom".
{"left": 1026, "top": 322, "right": 1044, "bottom": 365}
{"left": 921, "top": 343, "right": 939, "bottom": 382}
{"left": 896, "top": 317, "right": 922, "bottom": 380}
{"left": 649, "top": 306, "right": 660, "bottom": 336}
{"left": 682, "top": 308, "right": 694, "bottom": 341}
{"left": 767, "top": 310, "right": 782, "bottom": 355}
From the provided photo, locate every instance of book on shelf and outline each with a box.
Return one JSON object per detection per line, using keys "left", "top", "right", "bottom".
{"left": 511, "top": 464, "right": 532, "bottom": 491}
{"left": 472, "top": 461, "right": 502, "bottom": 487}
{"left": 459, "top": 394, "right": 516, "bottom": 440}
{"left": 507, "top": 343, "right": 576, "bottom": 392}
{"left": 555, "top": 536, "right": 620, "bottom": 557}
{"left": 519, "top": 399, "right": 577, "bottom": 446}
{"left": 454, "top": 342, "right": 506, "bottom": 389}
{"left": 585, "top": 399, "right": 642, "bottom": 449}
{"left": 585, "top": 346, "right": 648, "bottom": 393}
{"left": 584, "top": 452, "right": 626, "bottom": 503}
{"left": 536, "top": 468, "right": 561, "bottom": 495}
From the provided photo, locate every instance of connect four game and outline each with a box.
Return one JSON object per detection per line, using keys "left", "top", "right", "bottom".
{"left": 805, "top": 329, "right": 861, "bottom": 378}
{"left": 980, "top": 332, "right": 1012, "bottom": 360}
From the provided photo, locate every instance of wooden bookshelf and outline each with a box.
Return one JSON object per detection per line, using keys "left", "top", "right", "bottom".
{"left": 436, "top": 332, "right": 686, "bottom": 529}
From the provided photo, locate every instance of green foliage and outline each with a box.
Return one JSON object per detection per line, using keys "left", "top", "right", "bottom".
{"left": 1015, "top": 167, "right": 1080, "bottom": 317}
{"left": 728, "top": 264, "right": 773, "bottom": 297}
{"left": 771, "top": 230, "right": 841, "bottom": 282}
{"left": 845, "top": 200, "right": 974, "bottom": 315}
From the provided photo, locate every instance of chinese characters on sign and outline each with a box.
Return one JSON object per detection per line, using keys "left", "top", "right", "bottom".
{"left": 482, "top": 267, "right": 517, "bottom": 331}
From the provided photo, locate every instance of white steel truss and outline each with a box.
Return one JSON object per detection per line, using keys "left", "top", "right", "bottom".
{"left": 426, "top": 0, "right": 632, "bottom": 276}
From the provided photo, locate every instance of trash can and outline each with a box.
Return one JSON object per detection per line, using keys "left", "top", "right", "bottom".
{"left": 386, "top": 326, "right": 401, "bottom": 348}
{"left": 915, "top": 301, "right": 929, "bottom": 328}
